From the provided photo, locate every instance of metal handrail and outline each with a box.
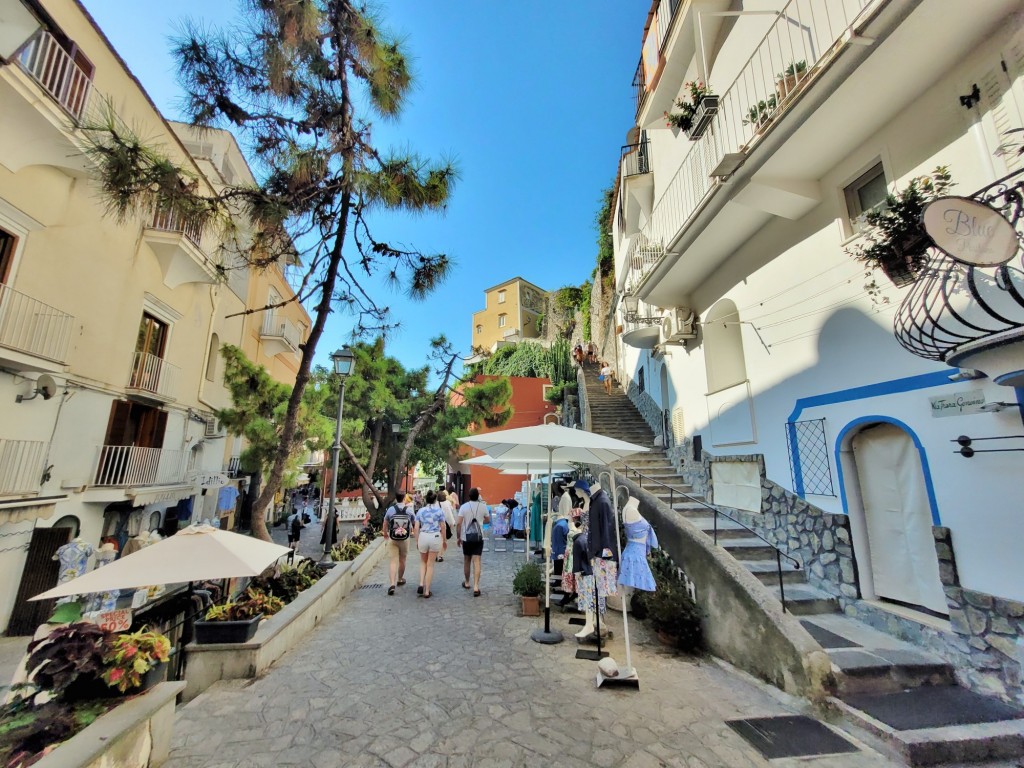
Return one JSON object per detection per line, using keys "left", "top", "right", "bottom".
{"left": 620, "top": 462, "right": 800, "bottom": 612}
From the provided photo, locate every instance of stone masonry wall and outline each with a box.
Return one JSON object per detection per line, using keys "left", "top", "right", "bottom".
{"left": 624, "top": 379, "right": 664, "bottom": 442}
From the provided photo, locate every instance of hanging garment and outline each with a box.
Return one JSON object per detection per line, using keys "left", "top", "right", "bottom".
{"left": 577, "top": 574, "right": 607, "bottom": 616}
{"left": 530, "top": 491, "right": 543, "bottom": 543}
{"left": 594, "top": 557, "right": 618, "bottom": 597}
{"left": 85, "top": 548, "right": 120, "bottom": 614}
{"left": 618, "top": 517, "right": 659, "bottom": 591}
{"left": 55, "top": 540, "right": 93, "bottom": 583}
{"left": 217, "top": 485, "right": 240, "bottom": 512}
{"left": 561, "top": 521, "right": 580, "bottom": 595}
{"left": 586, "top": 489, "right": 617, "bottom": 561}
{"left": 492, "top": 504, "right": 510, "bottom": 537}
{"left": 510, "top": 504, "right": 527, "bottom": 533}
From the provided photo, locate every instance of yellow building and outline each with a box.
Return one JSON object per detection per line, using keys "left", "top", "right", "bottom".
{"left": 471, "top": 277, "right": 547, "bottom": 353}
{"left": 0, "top": 0, "right": 307, "bottom": 633}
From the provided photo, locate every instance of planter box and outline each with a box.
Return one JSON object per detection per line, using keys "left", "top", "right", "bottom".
{"left": 193, "top": 614, "right": 262, "bottom": 644}
{"left": 35, "top": 682, "right": 185, "bottom": 768}
{"left": 63, "top": 662, "right": 167, "bottom": 702}
{"left": 182, "top": 537, "right": 386, "bottom": 701}
{"left": 685, "top": 95, "right": 719, "bottom": 140}
{"left": 521, "top": 596, "right": 540, "bottom": 617}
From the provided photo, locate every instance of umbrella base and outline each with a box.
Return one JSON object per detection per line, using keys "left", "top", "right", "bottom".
{"left": 531, "top": 628, "right": 564, "bottom": 644}
{"left": 595, "top": 667, "right": 640, "bottom": 690}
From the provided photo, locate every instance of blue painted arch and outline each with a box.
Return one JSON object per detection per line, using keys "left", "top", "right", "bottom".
{"left": 834, "top": 415, "right": 942, "bottom": 526}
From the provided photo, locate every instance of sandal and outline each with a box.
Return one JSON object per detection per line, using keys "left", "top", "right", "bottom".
{"left": 397, "top": 579, "right": 407, "bottom": 586}
{"left": 462, "top": 582, "right": 471, "bottom": 589}
{"left": 436, "top": 556, "right": 444, "bottom": 562}
{"left": 387, "top": 586, "right": 395, "bottom": 596}
{"left": 423, "top": 592, "right": 432, "bottom": 599}
{"left": 417, "top": 585, "right": 424, "bottom": 595}
{"left": 473, "top": 590, "right": 481, "bottom": 597}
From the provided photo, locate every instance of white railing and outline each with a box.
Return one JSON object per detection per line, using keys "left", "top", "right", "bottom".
{"left": 622, "top": 236, "right": 666, "bottom": 296}
{"left": 128, "top": 351, "right": 179, "bottom": 400}
{"left": 260, "top": 312, "right": 301, "bottom": 350}
{"left": 150, "top": 208, "right": 204, "bottom": 250}
{"left": 17, "top": 30, "right": 93, "bottom": 120}
{"left": 0, "top": 439, "right": 46, "bottom": 495}
{"left": 93, "top": 445, "right": 187, "bottom": 487}
{"left": 0, "top": 283, "right": 75, "bottom": 362}
{"left": 633, "top": 0, "right": 873, "bottom": 288}
{"left": 225, "top": 456, "right": 242, "bottom": 476}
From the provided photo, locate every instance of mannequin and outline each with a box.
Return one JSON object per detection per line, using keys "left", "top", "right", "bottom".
{"left": 54, "top": 537, "right": 94, "bottom": 606}
{"left": 618, "top": 496, "right": 659, "bottom": 593}
{"left": 559, "top": 507, "right": 583, "bottom": 606}
{"left": 85, "top": 542, "right": 120, "bottom": 614}
{"left": 569, "top": 481, "right": 609, "bottom": 639}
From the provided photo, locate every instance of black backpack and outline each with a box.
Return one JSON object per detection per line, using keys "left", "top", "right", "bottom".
{"left": 388, "top": 505, "right": 412, "bottom": 541}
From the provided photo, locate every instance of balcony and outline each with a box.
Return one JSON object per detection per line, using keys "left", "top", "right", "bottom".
{"left": 92, "top": 445, "right": 187, "bottom": 488}
{"left": 17, "top": 29, "right": 93, "bottom": 120}
{"left": 0, "top": 439, "right": 47, "bottom": 497}
{"left": 620, "top": 140, "right": 654, "bottom": 237}
{"left": 0, "top": 283, "right": 75, "bottom": 370}
{"left": 0, "top": 29, "right": 94, "bottom": 175}
{"left": 143, "top": 209, "right": 220, "bottom": 289}
{"left": 224, "top": 456, "right": 242, "bottom": 477}
{"left": 126, "top": 351, "right": 179, "bottom": 403}
{"left": 260, "top": 312, "right": 301, "bottom": 357}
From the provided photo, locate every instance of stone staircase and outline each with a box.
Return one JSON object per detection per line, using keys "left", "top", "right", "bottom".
{"left": 580, "top": 362, "right": 1024, "bottom": 766}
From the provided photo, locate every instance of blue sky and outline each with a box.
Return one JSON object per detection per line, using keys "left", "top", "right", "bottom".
{"left": 82, "top": 1, "right": 641, "bottom": 377}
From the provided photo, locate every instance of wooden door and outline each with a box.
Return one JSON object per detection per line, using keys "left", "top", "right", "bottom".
{"left": 6, "top": 527, "right": 71, "bottom": 636}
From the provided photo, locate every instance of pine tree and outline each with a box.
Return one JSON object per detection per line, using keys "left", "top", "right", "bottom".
{"left": 81, "top": 1, "right": 457, "bottom": 540}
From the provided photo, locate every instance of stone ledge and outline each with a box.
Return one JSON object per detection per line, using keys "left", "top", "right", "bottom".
{"left": 181, "top": 537, "right": 386, "bottom": 701}
{"left": 36, "top": 682, "right": 185, "bottom": 768}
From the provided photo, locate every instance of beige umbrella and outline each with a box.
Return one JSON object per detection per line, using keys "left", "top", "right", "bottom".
{"left": 30, "top": 525, "right": 292, "bottom": 600}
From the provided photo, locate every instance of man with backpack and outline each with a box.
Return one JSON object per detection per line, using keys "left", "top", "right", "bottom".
{"left": 287, "top": 509, "right": 305, "bottom": 551}
{"left": 383, "top": 492, "right": 414, "bottom": 596}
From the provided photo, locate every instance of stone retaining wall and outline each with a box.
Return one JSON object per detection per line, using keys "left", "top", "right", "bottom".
{"left": 37, "top": 682, "right": 184, "bottom": 768}
{"left": 615, "top": 474, "right": 833, "bottom": 699}
{"left": 624, "top": 380, "right": 663, "bottom": 439}
{"left": 182, "top": 537, "right": 387, "bottom": 701}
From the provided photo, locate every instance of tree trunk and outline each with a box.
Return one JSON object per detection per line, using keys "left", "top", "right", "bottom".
{"left": 237, "top": 471, "right": 261, "bottom": 531}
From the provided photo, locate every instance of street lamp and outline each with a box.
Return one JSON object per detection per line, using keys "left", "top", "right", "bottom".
{"left": 323, "top": 347, "right": 355, "bottom": 561}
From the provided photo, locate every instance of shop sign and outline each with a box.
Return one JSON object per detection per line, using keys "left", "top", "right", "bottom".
{"left": 929, "top": 389, "right": 986, "bottom": 418}
{"left": 922, "top": 196, "right": 1019, "bottom": 267}
{"left": 96, "top": 608, "right": 132, "bottom": 632}
{"left": 187, "top": 471, "right": 229, "bottom": 489}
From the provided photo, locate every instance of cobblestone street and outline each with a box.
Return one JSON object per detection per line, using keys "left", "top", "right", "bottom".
{"left": 166, "top": 543, "right": 904, "bottom": 768}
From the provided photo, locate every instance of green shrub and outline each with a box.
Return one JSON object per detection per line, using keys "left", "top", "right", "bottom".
{"left": 512, "top": 562, "right": 543, "bottom": 597}
{"left": 636, "top": 549, "right": 703, "bottom": 653}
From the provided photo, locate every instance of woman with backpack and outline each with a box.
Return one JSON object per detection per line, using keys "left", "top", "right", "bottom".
{"left": 413, "top": 489, "right": 445, "bottom": 598}
{"left": 457, "top": 487, "right": 491, "bottom": 597}
{"left": 383, "top": 493, "right": 414, "bottom": 596}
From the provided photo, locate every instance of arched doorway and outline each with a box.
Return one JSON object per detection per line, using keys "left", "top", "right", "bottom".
{"left": 840, "top": 419, "right": 947, "bottom": 616}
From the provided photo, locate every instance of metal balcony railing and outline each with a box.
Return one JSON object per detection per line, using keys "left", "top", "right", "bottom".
{"left": 622, "top": 236, "right": 666, "bottom": 296}
{"left": 150, "top": 208, "right": 204, "bottom": 250}
{"left": 633, "top": 0, "right": 683, "bottom": 118}
{"left": 17, "top": 30, "right": 93, "bottom": 120}
{"left": 620, "top": 140, "right": 651, "bottom": 178}
{"left": 128, "top": 351, "right": 179, "bottom": 400}
{"left": 0, "top": 283, "right": 75, "bottom": 362}
{"left": 0, "top": 439, "right": 47, "bottom": 495}
{"left": 93, "top": 445, "right": 188, "bottom": 487}
{"left": 631, "top": 0, "right": 874, "bottom": 290}
{"left": 225, "top": 456, "right": 242, "bottom": 477}
{"left": 260, "top": 312, "right": 302, "bottom": 350}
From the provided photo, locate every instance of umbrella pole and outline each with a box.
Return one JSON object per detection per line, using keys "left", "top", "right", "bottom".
{"left": 532, "top": 446, "right": 563, "bottom": 644}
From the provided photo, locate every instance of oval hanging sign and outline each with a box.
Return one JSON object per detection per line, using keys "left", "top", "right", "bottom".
{"left": 922, "top": 196, "right": 1020, "bottom": 267}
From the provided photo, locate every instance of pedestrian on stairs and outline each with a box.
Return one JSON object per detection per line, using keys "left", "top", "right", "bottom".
{"left": 600, "top": 361, "right": 613, "bottom": 395}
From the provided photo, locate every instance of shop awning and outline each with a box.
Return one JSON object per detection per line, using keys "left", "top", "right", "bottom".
{"left": 126, "top": 484, "right": 194, "bottom": 507}
{"left": 0, "top": 495, "right": 64, "bottom": 526}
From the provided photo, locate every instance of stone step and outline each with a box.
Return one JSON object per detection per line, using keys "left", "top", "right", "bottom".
{"left": 687, "top": 517, "right": 755, "bottom": 540}
{"left": 719, "top": 537, "right": 780, "bottom": 562}
{"left": 831, "top": 687, "right": 1024, "bottom": 766}
{"left": 766, "top": 583, "right": 840, "bottom": 615}
{"left": 743, "top": 559, "right": 808, "bottom": 586}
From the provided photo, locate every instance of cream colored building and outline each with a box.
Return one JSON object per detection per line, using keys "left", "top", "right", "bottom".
{"left": 471, "top": 277, "right": 547, "bottom": 353}
{"left": 0, "top": 0, "right": 308, "bottom": 634}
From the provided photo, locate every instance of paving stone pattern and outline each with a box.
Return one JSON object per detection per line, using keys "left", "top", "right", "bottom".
{"left": 165, "top": 547, "right": 901, "bottom": 768}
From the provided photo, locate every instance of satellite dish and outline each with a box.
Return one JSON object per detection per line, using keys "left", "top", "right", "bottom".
{"left": 36, "top": 375, "right": 58, "bottom": 400}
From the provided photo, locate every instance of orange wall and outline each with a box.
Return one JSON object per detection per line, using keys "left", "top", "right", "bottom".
{"left": 460, "top": 375, "right": 556, "bottom": 505}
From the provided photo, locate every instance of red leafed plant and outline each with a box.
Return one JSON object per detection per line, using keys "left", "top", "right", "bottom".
{"left": 101, "top": 627, "right": 171, "bottom": 693}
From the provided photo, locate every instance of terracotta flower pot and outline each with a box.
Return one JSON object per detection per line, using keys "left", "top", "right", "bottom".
{"left": 521, "top": 596, "right": 540, "bottom": 617}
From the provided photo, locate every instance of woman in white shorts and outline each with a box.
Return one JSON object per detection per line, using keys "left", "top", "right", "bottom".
{"left": 414, "top": 489, "right": 445, "bottom": 598}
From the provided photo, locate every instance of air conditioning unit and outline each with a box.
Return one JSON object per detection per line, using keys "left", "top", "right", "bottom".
{"left": 204, "top": 418, "right": 220, "bottom": 438}
{"left": 661, "top": 308, "right": 697, "bottom": 344}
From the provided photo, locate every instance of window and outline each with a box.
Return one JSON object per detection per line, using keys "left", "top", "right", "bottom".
{"left": 498, "top": 314, "right": 507, "bottom": 328}
{"left": 475, "top": 324, "right": 482, "bottom": 334}
{"left": 704, "top": 300, "right": 748, "bottom": 394}
{"left": 844, "top": 162, "right": 888, "bottom": 233}
{"left": 0, "top": 227, "right": 15, "bottom": 284}
{"left": 52, "top": 515, "right": 80, "bottom": 538}
{"left": 497, "top": 290, "right": 506, "bottom": 304}
{"left": 205, "top": 333, "right": 220, "bottom": 382}
{"left": 131, "top": 313, "right": 168, "bottom": 391}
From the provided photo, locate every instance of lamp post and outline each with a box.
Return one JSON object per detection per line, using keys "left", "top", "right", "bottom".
{"left": 323, "top": 346, "right": 355, "bottom": 561}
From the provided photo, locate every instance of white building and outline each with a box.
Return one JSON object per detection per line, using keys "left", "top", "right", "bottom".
{"left": 611, "top": 0, "right": 1024, "bottom": 701}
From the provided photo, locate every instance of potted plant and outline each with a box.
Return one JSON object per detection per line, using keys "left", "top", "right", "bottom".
{"left": 512, "top": 562, "right": 543, "bottom": 617}
{"left": 664, "top": 81, "right": 719, "bottom": 140}
{"left": 845, "top": 165, "right": 953, "bottom": 287}
{"left": 101, "top": 627, "right": 171, "bottom": 693}
{"left": 25, "top": 622, "right": 114, "bottom": 702}
{"left": 744, "top": 95, "right": 778, "bottom": 130}
{"left": 776, "top": 60, "right": 808, "bottom": 99}
{"left": 194, "top": 600, "right": 264, "bottom": 644}
{"left": 645, "top": 584, "right": 703, "bottom": 652}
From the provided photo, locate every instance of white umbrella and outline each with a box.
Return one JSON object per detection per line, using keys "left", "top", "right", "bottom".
{"left": 459, "top": 424, "right": 648, "bottom": 647}
{"left": 31, "top": 525, "right": 292, "bottom": 600}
